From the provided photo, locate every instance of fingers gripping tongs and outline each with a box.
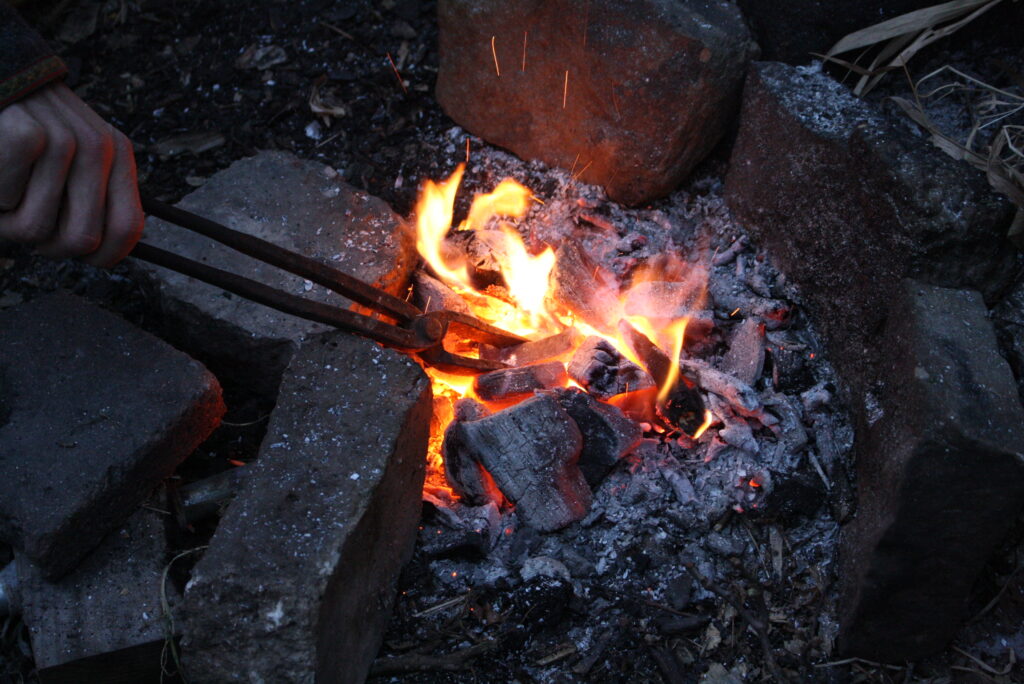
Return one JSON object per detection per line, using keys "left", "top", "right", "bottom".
{"left": 132, "top": 197, "right": 524, "bottom": 374}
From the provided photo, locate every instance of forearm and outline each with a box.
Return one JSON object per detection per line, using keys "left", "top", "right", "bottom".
{"left": 0, "top": 2, "right": 67, "bottom": 108}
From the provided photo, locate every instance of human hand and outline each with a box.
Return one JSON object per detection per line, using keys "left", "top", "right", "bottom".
{"left": 0, "top": 81, "right": 143, "bottom": 267}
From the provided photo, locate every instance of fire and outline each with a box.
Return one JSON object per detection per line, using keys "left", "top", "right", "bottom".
{"left": 412, "top": 166, "right": 710, "bottom": 497}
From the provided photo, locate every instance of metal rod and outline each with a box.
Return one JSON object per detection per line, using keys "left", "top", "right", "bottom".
{"left": 132, "top": 243, "right": 439, "bottom": 351}
{"left": 141, "top": 195, "right": 421, "bottom": 322}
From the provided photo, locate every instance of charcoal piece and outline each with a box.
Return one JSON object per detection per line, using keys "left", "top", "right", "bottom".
{"left": 769, "top": 346, "right": 814, "bottom": 392}
{"left": 442, "top": 229, "right": 507, "bottom": 289}
{"left": 721, "top": 318, "right": 765, "bottom": 386}
{"left": 763, "top": 392, "right": 808, "bottom": 461}
{"left": 617, "top": 319, "right": 674, "bottom": 386}
{"left": 551, "top": 388, "right": 642, "bottom": 487}
{"left": 549, "top": 243, "right": 620, "bottom": 331}
{"left": 481, "top": 328, "right": 583, "bottom": 366}
{"left": 761, "top": 466, "right": 826, "bottom": 521}
{"left": 454, "top": 394, "right": 590, "bottom": 532}
{"left": 473, "top": 361, "right": 567, "bottom": 402}
{"left": 442, "top": 399, "right": 500, "bottom": 506}
{"left": 655, "top": 614, "right": 708, "bottom": 635}
{"left": 681, "top": 359, "right": 761, "bottom": 416}
{"left": 412, "top": 270, "right": 471, "bottom": 315}
{"left": 568, "top": 336, "right": 654, "bottom": 400}
{"left": 616, "top": 320, "right": 705, "bottom": 431}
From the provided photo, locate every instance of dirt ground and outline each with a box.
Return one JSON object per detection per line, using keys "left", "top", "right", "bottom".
{"left": 1, "top": 1, "right": 1022, "bottom": 682}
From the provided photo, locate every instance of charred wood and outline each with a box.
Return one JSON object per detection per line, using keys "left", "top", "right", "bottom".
{"left": 473, "top": 361, "right": 567, "bottom": 403}
{"left": 442, "top": 229, "right": 508, "bottom": 289}
{"left": 721, "top": 318, "right": 765, "bottom": 386}
{"left": 548, "top": 242, "right": 620, "bottom": 330}
{"left": 480, "top": 328, "right": 582, "bottom": 366}
{"left": 550, "top": 387, "right": 642, "bottom": 487}
{"left": 568, "top": 336, "right": 654, "bottom": 400}
{"left": 412, "top": 270, "right": 471, "bottom": 315}
{"left": 453, "top": 394, "right": 590, "bottom": 532}
{"left": 442, "top": 399, "right": 501, "bottom": 506}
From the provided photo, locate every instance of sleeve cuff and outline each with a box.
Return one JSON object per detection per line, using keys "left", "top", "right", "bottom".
{"left": 0, "top": 54, "right": 68, "bottom": 109}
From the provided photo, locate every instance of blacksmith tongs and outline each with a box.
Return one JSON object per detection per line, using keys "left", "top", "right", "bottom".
{"left": 131, "top": 196, "right": 524, "bottom": 374}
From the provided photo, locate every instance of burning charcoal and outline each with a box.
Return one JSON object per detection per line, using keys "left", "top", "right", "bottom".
{"left": 442, "top": 399, "right": 499, "bottom": 506}
{"left": 681, "top": 359, "right": 761, "bottom": 416}
{"left": 685, "top": 310, "right": 717, "bottom": 344}
{"left": 568, "top": 336, "right": 655, "bottom": 400}
{"left": 453, "top": 394, "right": 590, "bottom": 532}
{"left": 412, "top": 270, "right": 471, "bottom": 315}
{"left": 551, "top": 388, "right": 642, "bottom": 487}
{"left": 481, "top": 328, "right": 583, "bottom": 366}
{"left": 442, "top": 229, "right": 508, "bottom": 289}
{"left": 721, "top": 318, "right": 765, "bottom": 386}
{"left": 616, "top": 320, "right": 705, "bottom": 432}
{"left": 549, "top": 242, "right": 620, "bottom": 330}
{"left": 473, "top": 361, "right": 568, "bottom": 403}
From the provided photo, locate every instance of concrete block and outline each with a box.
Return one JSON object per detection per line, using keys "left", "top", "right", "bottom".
{"left": 0, "top": 292, "right": 223, "bottom": 578}
{"left": 136, "top": 151, "right": 417, "bottom": 399}
{"left": 838, "top": 280, "right": 1024, "bottom": 661}
{"left": 181, "top": 332, "right": 431, "bottom": 683}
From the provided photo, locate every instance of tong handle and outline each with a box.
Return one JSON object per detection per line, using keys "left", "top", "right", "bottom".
{"left": 141, "top": 196, "right": 421, "bottom": 322}
{"left": 132, "top": 242, "right": 443, "bottom": 352}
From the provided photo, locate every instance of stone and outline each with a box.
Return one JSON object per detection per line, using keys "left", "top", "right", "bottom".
{"left": 436, "top": 0, "right": 757, "bottom": 205}
{"left": 992, "top": 277, "right": 1024, "bottom": 405}
{"left": 838, "top": 280, "right": 1024, "bottom": 662}
{"left": 551, "top": 388, "right": 642, "bottom": 487}
{"left": 18, "top": 506, "right": 177, "bottom": 684}
{"left": 135, "top": 151, "right": 417, "bottom": 399}
{"left": 0, "top": 292, "right": 223, "bottom": 579}
{"left": 455, "top": 394, "right": 590, "bottom": 531}
{"left": 181, "top": 332, "right": 431, "bottom": 684}
{"left": 725, "top": 62, "right": 1017, "bottom": 395}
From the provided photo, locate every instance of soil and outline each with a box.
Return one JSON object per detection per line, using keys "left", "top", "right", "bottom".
{"left": 0, "top": 1, "right": 1022, "bottom": 683}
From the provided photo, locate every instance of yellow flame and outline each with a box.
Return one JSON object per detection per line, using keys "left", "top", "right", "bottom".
{"left": 415, "top": 163, "right": 468, "bottom": 286}
{"left": 656, "top": 318, "right": 688, "bottom": 404}
{"left": 464, "top": 179, "right": 531, "bottom": 231}
{"left": 498, "top": 226, "right": 556, "bottom": 328}
{"left": 691, "top": 409, "right": 714, "bottom": 440}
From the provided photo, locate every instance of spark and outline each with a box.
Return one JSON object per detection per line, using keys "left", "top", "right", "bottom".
{"left": 562, "top": 70, "right": 569, "bottom": 109}
{"left": 572, "top": 160, "right": 592, "bottom": 180}
{"left": 491, "top": 36, "right": 500, "bottom": 76}
{"left": 386, "top": 52, "right": 407, "bottom": 94}
{"left": 730, "top": 307, "right": 740, "bottom": 317}
{"left": 522, "top": 31, "right": 528, "bottom": 71}
{"left": 465, "top": 137, "right": 470, "bottom": 163}
{"left": 569, "top": 152, "right": 581, "bottom": 176}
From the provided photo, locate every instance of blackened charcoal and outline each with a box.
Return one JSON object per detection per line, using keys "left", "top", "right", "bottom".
{"left": 549, "top": 242, "right": 621, "bottom": 330}
{"left": 659, "top": 384, "right": 706, "bottom": 434}
{"left": 769, "top": 346, "right": 815, "bottom": 392}
{"left": 473, "top": 361, "right": 568, "bottom": 402}
{"left": 568, "top": 336, "right": 655, "bottom": 400}
{"left": 480, "top": 328, "right": 583, "bottom": 366}
{"left": 454, "top": 394, "right": 590, "bottom": 532}
{"left": 412, "top": 270, "right": 471, "bottom": 315}
{"left": 442, "top": 399, "right": 498, "bottom": 505}
{"left": 551, "top": 388, "right": 642, "bottom": 487}
{"left": 617, "top": 319, "right": 674, "bottom": 386}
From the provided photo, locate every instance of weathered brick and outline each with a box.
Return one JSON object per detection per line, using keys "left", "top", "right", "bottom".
{"left": 181, "top": 332, "right": 431, "bottom": 683}
{"left": 135, "top": 151, "right": 417, "bottom": 399}
{"left": 0, "top": 292, "right": 223, "bottom": 578}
